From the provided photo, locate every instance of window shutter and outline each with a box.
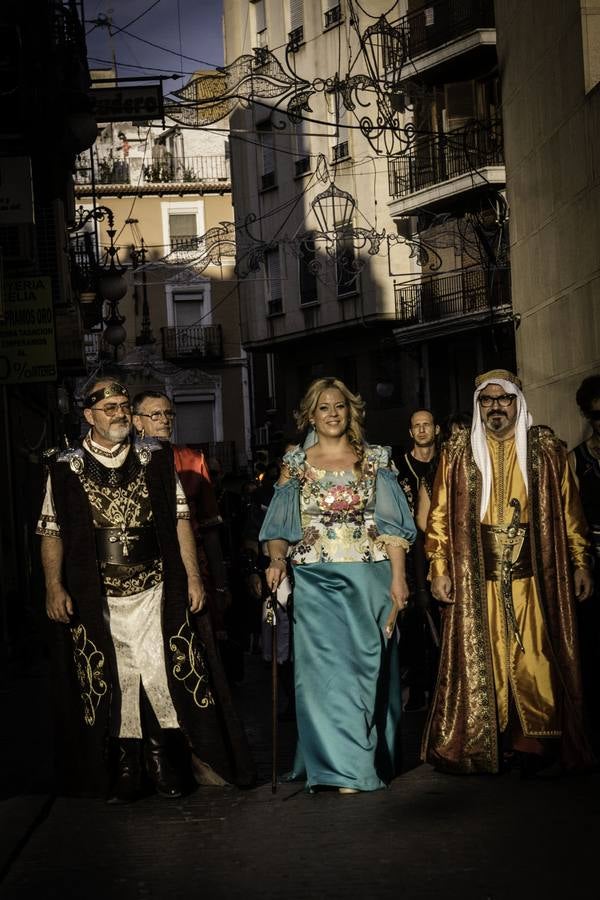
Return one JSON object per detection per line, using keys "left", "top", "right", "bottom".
{"left": 261, "top": 131, "right": 274, "bottom": 174}
{"left": 268, "top": 248, "right": 282, "bottom": 300}
{"left": 290, "top": 0, "right": 303, "bottom": 30}
{"left": 254, "top": 0, "right": 266, "bottom": 34}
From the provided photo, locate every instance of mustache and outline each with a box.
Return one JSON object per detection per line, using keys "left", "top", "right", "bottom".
{"left": 109, "top": 419, "right": 130, "bottom": 427}
{"left": 487, "top": 410, "right": 507, "bottom": 418}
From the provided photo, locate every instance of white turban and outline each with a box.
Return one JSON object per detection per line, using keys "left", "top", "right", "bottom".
{"left": 471, "top": 373, "right": 532, "bottom": 521}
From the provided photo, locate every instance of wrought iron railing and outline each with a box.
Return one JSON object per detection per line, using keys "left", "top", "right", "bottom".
{"left": 143, "top": 155, "right": 230, "bottom": 182}
{"left": 161, "top": 324, "right": 223, "bottom": 360}
{"left": 267, "top": 298, "right": 283, "bottom": 316}
{"left": 74, "top": 155, "right": 230, "bottom": 185}
{"left": 388, "top": 120, "right": 503, "bottom": 199}
{"left": 288, "top": 26, "right": 304, "bottom": 51}
{"left": 393, "top": 0, "right": 495, "bottom": 60}
{"left": 394, "top": 267, "right": 510, "bottom": 324}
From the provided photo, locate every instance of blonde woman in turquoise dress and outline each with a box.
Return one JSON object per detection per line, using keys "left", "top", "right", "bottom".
{"left": 260, "top": 378, "right": 416, "bottom": 793}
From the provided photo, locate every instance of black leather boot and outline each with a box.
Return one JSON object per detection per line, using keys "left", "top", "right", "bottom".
{"left": 106, "top": 739, "right": 143, "bottom": 805}
{"left": 144, "top": 733, "right": 184, "bottom": 799}
{"left": 140, "top": 688, "right": 183, "bottom": 799}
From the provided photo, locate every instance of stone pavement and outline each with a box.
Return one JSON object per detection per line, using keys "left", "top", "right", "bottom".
{"left": 0, "top": 655, "right": 599, "bottom": 900}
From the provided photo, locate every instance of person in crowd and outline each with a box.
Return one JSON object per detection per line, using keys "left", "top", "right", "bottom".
{"left": 396, "top": 409, "right": 440, "bottom": 712}
{"left": 261, "top": 377, "right": 416, "bottom": 793}
{"left": 130, "top": 391, "right": 255, "bottom": 787}
{"left": 423, "top": 369, "right": 593, "bottom": 776}
{"left": 569, "top": 374, "right": 600, "bottom": 750}
{"left": 38, "top": 379, "right": 253, "bottom": 803}
{"left": 415, "top": 411, "right": 471, "bottom": 532}
{"left": 208, "top": 459, "right": 254, "bottom": 675}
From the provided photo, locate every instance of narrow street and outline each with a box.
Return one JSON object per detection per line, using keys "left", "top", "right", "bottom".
{"left": 0, "top": 652, "right": 598, "bottom": 900}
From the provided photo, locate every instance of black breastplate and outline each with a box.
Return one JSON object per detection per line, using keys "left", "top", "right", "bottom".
{"left": 83, "top": 446, "right": 141, "bottom": 488}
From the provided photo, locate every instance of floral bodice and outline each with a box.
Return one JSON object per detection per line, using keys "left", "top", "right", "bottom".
{"left": 261, "top": 446, "right": 414, "bottom": 564}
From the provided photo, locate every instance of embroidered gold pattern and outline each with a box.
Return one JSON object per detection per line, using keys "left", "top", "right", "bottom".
{"left": 467, "top": 449, "right": 498, "bottom": 772}
{"left": 71, "top": 624, "right": 108, "bottom": 726}
{"left": 170, "top": 613, "right": 214, "bottom": 709}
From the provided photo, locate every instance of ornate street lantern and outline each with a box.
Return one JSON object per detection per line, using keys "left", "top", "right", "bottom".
{"left": 361, "top": 15, "right": 407, "bottom": 94}
{"left": 311, "top": 182, "right": 356, "bottom": 233}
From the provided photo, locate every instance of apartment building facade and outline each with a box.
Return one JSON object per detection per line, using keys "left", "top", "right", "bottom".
{"left": 70, "top": 94, "right": 252, "bottom": 471}
{"left": 223, "top": 0, "right": 515, "bottom": 453}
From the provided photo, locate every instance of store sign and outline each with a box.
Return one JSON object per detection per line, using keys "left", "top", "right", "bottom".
{"left": 0, "top": 277, "right": 57, "bottom": 384}
{"left": 0, "top": 157, "right": 34, "bottom": 224}
{"left": 90, "top": 84, "right": 164, "bottom": 123}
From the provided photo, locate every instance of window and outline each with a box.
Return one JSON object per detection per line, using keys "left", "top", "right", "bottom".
{"left": 174, "top": 395, "right": 215, "bottom": 443}
{"left": 324, "top": 1, "right": 342, "bottom": 29}
{"left": 329, "top": 91, "right": 350, "bottom": 162}
{"left": 335, "top": 229, "right": 356, "bottom": 296}
{"left": 299, "top": 235, "right": 318, "bottom": 304}
{"left": 252, "top": 0, "right": 268, "bottom": 47}
{"left": 266, "top": 247, "right": 283, "bottom": 314}
{"left": 168, "top": 212, "right": 197, "bottom": 251}
{"left": 260, "top": 129, "right": 276, "bottom": 189}
{"left": 288, "top": 0, "right": 304, "bottom": 49}
{"left": 294, "top": 119, "right": 311, "bottom": 176}
{"left": 580, "top": 1, "right": 600, "bottom": 93}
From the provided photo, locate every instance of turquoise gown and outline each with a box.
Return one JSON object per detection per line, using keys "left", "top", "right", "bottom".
{"left": 259, "top": 444, "right": 416, "bottom": 792}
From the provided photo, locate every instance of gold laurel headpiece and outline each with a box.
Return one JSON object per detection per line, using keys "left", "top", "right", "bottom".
{"left": 474, "top": 369, "right": 522, "bottom": 391}
{"left": 83, "top": 382, "right": 129, "bottom": 408}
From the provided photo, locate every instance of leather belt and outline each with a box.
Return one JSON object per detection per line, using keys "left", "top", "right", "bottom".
{"left": 94, "top": 526, "right": 159, "bottom": 566}
{"left": 481, "top": 523, "right": 532, "bottom": 581}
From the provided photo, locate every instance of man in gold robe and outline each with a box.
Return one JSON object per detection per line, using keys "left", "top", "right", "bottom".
{"left": 422, "top": 369, "right": 593, "bottom": 775}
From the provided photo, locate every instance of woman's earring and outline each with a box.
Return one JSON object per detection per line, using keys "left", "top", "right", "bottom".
{"left": 139, "top": 427, "right": 145, "bottom": 439}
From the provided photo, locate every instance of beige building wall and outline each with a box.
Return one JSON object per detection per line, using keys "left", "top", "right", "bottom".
{"left": 495, "top": 0, "right": 600, "bottom": 448}
{"left": 223, "top": 0, "right": 416, "bottom": 347}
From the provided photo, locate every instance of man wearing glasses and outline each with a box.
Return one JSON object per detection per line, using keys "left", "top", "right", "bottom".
{"left": 422, "top": 369, "right": 593, "bottom": 777}
{"left": 36, "top": 379, "right": 241, "bottom": 803}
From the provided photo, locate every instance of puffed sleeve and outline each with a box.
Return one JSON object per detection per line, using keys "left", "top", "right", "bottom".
{"left": 258, "top": 478, "right": 303, "bottom": 544}
{"left": 374, "top": 466, "right": 417, "bottom": 549}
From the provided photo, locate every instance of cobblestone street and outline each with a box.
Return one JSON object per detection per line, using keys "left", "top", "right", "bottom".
{"left": 1, "top": 654, "right": 599, "bottom": 900}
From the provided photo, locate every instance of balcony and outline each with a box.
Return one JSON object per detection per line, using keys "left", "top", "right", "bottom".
{"left": 388, "top": 120, "right": 504, "bottom": 215}
{"left": 393, "top": 0, "right": 496, "bottom": 80}
{"left": 393, "top": 266, "right": 511, "bottom": 342}
{"left": 55, "top": 332, "right": 102, "bottom": 373}
{"left": 267, "top": 298, "right": 283, "bottom": 317}
{"left": 288, "top": 26, "right": 304, "bottom": 51}
{"left": 161, "top": 324, "right": 223, "bottom": 365}
{"left": 143, "top": 156, "right": 230, "bottom": 183}
{"left": 324, "top": 5, "right": 342, "bottom": 29}
{"left": 74, "top": 155, "right": 230, "bottom": 185}
{"left": 295, "top": 156, "right": 311, "bottom": 177}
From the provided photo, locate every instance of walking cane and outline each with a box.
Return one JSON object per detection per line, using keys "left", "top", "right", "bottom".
{"left": 266, "top": 589, "right": 278, "bottom": 794}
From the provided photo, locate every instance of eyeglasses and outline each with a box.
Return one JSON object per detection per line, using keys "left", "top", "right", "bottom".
{"left": 478, "top": 394, "right": 516, "bottom": 408}
{"left": 136, "top": 410, "right": 176, "bottom": 422}
{"left": 92, "top": 401, "right": 131, "bottom": 417}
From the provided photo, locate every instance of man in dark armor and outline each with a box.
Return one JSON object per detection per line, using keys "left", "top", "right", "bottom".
{"left": 37, "top": 379, "right": 253, "bottom": 802}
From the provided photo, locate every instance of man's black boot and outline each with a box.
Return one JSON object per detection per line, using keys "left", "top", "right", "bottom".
{"left": 107, "top": 739, "right": 143, "bottom": 805}
{"left": 144, "top": 732, "right": 184, "bottom": 799}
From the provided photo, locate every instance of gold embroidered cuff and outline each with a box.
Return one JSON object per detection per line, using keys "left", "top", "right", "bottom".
{"left": 375, "top": 535, "right": 411, "bottom": 551}
{"left": 429, "top": 557, "right": 449, "bottom": 579}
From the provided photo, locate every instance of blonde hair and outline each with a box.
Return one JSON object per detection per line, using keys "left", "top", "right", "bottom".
{"left": 294, "top": 377, "right": 366, "bottom": 459}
